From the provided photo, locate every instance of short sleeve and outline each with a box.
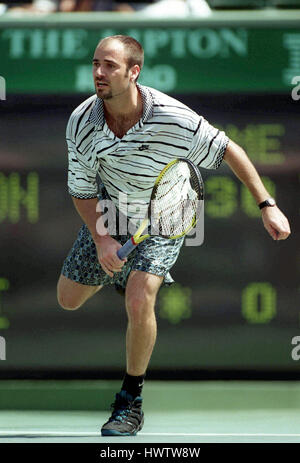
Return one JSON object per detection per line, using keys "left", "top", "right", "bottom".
{"left": 66, "top": 113, "right": 99, "bottom": 200}
{"left": 188, "top": 116, "right": 229, "bottom": 169}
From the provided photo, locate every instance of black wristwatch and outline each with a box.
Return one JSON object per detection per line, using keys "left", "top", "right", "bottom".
{"left": 258, "top": 198, "right": 276, "bottom": 210}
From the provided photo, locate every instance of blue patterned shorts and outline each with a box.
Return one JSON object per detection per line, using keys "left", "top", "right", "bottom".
{"left": 61, "top": 180, "right": 184, "bottom": 292}
{"left": 61, "top": 224, "right": 184, "bottom": 291}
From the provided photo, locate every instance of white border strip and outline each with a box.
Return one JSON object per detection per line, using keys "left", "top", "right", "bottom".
{"left": 0, "top": 431, "right": 300, "bottom": 437}
{"left": 142, "top": 433, "right": 300, "bottom": 437}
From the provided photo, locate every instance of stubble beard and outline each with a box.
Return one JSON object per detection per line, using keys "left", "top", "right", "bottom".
{"left": 98, "top": 89, "right": 113, "bottom": 100}
{"left": 95, "top": 69, "right": 131, "bottom": 101}
{"left": 94, "top": 82, "right": 112, "bottom": 100}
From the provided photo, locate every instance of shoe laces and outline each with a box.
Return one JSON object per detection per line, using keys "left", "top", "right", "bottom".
{"left": 109, "top": 392, "right": 134, "bottom": 423}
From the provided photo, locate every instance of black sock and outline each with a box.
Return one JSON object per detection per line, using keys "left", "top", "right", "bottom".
{"left": 121, "top": 373, "right": 145, "bottom": 398}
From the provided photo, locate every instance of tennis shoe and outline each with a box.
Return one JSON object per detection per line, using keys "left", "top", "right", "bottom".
{"left": 101, "top": 390, "right": 144, "bottom": 436}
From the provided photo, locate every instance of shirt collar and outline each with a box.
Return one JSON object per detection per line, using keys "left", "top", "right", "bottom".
{"left": 88, "top": 83, "right": 153, "bottom": 128}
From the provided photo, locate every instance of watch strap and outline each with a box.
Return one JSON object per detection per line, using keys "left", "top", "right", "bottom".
{"left": 259, "top": 198, "right": 276, "bottom": 209}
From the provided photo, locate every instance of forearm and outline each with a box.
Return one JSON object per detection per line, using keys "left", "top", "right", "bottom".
{"left": 223, "top": 139, "right": 270, "bottom": 204}
{"left": 223, "top": 139, "right": 291, "bottom": 241}
{"left": 72, "top": 196, "right": 109, "bottom": 245}
{"left": 72, "top": 196, "right": 125, "bottom": 275}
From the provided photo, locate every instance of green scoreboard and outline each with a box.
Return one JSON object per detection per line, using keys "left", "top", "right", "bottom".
{"left": 1, "top": 11, "right": 300, "bottom": 94}
{"left": 0, "top": 12, "right": 299, "bottom": 378}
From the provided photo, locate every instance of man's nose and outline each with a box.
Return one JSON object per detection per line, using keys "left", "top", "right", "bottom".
{"left": 95, "top": 66, "right": 105, "bottom": 78}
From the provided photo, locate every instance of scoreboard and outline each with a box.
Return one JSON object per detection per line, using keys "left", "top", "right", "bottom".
{"left": 0, "top": 91, "right": 299, "bottom": 377}
{"left": 0, "top": 11, "right": 300, "bottom": 95}
{"left": 0, "top": 12, "right": 299, "bottom": 378}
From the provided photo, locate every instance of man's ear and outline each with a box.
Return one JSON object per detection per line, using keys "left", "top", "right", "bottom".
{"left": 130, "top": 64, "right": 141, "bottom": 82}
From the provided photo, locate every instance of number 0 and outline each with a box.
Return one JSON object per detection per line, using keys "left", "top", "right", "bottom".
{"left": 241, "top": 282, "right": 277, "bottom": 324}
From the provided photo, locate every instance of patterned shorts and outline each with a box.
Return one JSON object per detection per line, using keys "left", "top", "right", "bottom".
{"left": 61, "top": 179, "right": 185, "bottom": 292}
{"left": 61, "top": 225, "right": 185, "bottom": 292}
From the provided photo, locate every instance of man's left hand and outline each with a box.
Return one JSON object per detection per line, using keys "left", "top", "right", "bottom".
{"left": 261, "top": 206, "right": 291, "bottom": 241}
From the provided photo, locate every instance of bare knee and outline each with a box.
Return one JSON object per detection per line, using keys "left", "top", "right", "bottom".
{"left": 125, "top": 272, "right": 162, "bottom": 324}
{"left": 126, "top": 287, "right": 157, "bottom": 326}
{"left": 57, "top": 287, "right": 82, "bottom": 311}
{"left": 56, "top": 275, "right": 101, "bottom": 311}
{"left": 58, "top": 297, "right": 81, "bottom": 311}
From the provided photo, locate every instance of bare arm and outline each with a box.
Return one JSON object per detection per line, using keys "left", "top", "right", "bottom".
{"left": 223, "top": 139, "right": 291, "bottom": 241}
{"left": 72, "top": 197, "right": 126, "bottom": 277}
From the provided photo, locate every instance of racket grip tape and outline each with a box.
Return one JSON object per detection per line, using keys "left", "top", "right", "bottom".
{"left": 117, "top": 237, "right": 138, "bottom": 259}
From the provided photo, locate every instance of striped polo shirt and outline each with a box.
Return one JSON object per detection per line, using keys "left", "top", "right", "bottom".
{"left": 66, "top": 84, "right": 229, "bottom": 218}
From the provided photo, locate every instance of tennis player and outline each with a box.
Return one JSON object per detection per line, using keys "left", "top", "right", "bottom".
{"left": 57, "top": 35, "right": 291, "bottom": 436}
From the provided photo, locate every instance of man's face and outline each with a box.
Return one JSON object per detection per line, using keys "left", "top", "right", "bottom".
{"left": 92, "top": 40, "right": 134, "bottom": 100}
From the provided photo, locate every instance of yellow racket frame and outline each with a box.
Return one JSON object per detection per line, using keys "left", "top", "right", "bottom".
{"left": 131, "top": 159, "right": 199, "bottom": 245}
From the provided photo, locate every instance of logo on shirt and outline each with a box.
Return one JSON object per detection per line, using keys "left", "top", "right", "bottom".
{"left": 138, "top": 144, "right": 150, "bottom": 151}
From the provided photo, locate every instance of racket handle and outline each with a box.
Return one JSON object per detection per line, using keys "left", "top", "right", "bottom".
{"left": 117, "top": 238, "right": 138, "bottom": 259}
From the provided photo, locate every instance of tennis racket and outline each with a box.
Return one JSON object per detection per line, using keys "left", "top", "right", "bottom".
{"left": 117, "top": 158, "right": 204, "bottom": 260}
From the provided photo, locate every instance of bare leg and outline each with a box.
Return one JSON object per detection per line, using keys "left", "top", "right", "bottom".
{"left": 57, "top": 274, "right": 102, "bottom": 310}
{"left": 125, "top": 271, "right": 163, "bottom": 376}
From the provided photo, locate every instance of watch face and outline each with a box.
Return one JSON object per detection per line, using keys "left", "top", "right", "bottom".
{"left": 267, "top": 198, "right": 276, "bottom": 206}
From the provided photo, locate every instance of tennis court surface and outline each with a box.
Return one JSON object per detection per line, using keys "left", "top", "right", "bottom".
{"left": 0, "top": 380, "right": 299, "bottom": 443}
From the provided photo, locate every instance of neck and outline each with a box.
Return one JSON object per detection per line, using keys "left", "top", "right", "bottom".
{"left": 104, "top": 84, "right": 142, "bottom": 121}
{"left": 103, "top": 85, "right": 143, "bottom": 139}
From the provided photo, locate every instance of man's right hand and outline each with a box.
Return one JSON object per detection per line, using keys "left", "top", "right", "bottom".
{"left": 95, "top": 236, "right": 127, "bottom": 278}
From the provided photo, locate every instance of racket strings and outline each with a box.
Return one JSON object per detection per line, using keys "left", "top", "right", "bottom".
{"left": 151, "top": 162, "right": 201, "bottom": 237}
